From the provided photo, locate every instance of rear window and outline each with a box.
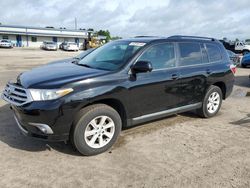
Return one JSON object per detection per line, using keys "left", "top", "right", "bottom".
{"left": 206, "top": 44, "right": 222, "bottom": 62}
{"left": 178, "top": 42, "right": 202, "bottom": 66}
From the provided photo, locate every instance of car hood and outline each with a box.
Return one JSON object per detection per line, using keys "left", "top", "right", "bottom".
{"left": 47, "top": 58, "right": 74, "bottom": 65}
{"left": 18, "top": 62, "right": 108, "bottom": 89}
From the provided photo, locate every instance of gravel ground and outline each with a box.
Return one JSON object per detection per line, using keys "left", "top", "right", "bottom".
{"left": 0, "top": 48, "right": 249, "bottom": 188}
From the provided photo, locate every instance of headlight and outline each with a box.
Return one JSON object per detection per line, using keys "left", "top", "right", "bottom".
{"left": 29, "top": 88, "right": 73, "bottom": 101}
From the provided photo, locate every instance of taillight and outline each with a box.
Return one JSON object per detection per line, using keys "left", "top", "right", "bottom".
{"left": 230, "top": 64, "right": 236, "bottom": 74}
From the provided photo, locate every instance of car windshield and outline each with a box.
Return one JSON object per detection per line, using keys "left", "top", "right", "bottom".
{"left": 45, "top": 42, "right": 55, "bottom": 45}
{"left": 78, "top": 41, "right": 146, "bottom": 71}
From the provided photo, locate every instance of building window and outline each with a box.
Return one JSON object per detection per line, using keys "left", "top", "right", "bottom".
{"left": 2, "top": 35, "right": 8, "bottom": 39}
{"left": 31, "top": 37, "right": 37, "bottom": 42}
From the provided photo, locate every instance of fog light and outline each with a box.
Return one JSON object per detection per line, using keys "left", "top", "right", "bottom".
{"left": 28, "top": 122, "right": 54, "bottom": 134}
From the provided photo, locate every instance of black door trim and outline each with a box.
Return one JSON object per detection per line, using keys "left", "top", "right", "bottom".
{"left": 132, "top": 102, "right": 202, "bottom": 125}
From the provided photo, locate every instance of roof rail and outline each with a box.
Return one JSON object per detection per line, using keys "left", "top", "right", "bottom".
{"left": 168, "top": 35, "right": 216, "bottom": 41}
{"left": 134, "top": 36, "right": 160, "bottom": 38}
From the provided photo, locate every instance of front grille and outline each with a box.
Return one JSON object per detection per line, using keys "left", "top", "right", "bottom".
{"left": 2, "top": 83, "right": 32, "bottom": 106}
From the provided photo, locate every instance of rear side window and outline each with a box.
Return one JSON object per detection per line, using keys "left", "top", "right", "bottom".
{"left": 178, "top": 43, "right": 202, "bottom": 66}
{"left": 138, "top": 43, "right": 176, "bottom": 70}
{"left": 206, "top": 44, "right": 222, "bottom": 62}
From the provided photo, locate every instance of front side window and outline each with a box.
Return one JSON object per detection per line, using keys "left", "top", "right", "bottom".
{"left": 137, "top": 43, "right": 176, "bottom": 70}
{"left": 206, "top": 43, "right": 222, "bottom": 62}
{"left": 78, "top": 41, "right": 145, "bottom": 71}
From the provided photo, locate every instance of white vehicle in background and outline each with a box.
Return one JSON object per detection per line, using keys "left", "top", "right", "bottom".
{"left": 62, "top": 42, "right": 79, "bottom": 51}
{"left": 234, "top": 42, "right": 250, "bottom": 55}
{"left": 40, "top": 41, "right": 57, "bottom": 51}
{"left": 0, "top": 40, "right": 13, "bottom": 48}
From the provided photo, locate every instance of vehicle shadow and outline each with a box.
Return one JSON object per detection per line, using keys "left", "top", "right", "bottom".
{"left": 0, "top": 102, "right": 202, "bottom": 155}
{"left": 0, "top": 104, "right": 81, "bottom": 156}
{"left": 230, "top": 113, "right": 250, "bottom": 128}
{"left": 234, "top": 75, "right": 250, "bottom": 88}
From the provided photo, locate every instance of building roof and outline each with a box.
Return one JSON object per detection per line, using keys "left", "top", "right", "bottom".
{"left": 0, "top": 24, "right": 88, "bottom": 38}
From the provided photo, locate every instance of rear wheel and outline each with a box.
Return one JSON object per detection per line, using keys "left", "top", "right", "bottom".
{"left": 70, "top": 104, "right": 122, "bottom": 156}
{"left": 197, "top": 85, "right": 222, "bottom": 118}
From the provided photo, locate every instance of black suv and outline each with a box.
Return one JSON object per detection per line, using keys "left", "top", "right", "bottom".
{"left": 2, "top": 36, "right": 235, "bottom": 155}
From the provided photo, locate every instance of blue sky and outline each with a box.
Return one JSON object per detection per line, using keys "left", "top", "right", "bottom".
{"left": 0, "top": 0, "right": 250, "bottom": 39}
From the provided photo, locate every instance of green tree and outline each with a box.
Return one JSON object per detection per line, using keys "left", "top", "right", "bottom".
{"left": 111, "top": 36, "right": 122, "bottom": 40}
{"left": 97, "top": 30, "right": 111, "bottom": 42}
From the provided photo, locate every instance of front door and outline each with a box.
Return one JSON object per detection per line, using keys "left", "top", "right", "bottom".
{"left": 16, "top": 35, "right": 22, "bottom": 47}
{"left": 52, "top": 37, "right": 57, "bottom": 43}
{"left": 128, "top": 42, "right": 181, "bottom": 118}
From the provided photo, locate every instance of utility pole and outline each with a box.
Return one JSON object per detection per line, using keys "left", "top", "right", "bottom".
{"left": 75, "top": 18, "right": 77, "bottom": 30}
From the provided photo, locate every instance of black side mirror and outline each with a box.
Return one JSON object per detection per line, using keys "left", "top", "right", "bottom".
{"left": 131, "top": 61, "right": 153, "bottom": 74}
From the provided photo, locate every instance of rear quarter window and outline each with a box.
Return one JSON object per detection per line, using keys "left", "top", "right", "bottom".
{"left": 206, "top": 43, "right": 222, "bottom": 62}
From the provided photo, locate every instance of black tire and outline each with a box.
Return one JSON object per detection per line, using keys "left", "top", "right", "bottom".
{"left": 70, "top": 104, "right": 122, "bottom": 156}
{"left": 196, "top": 85, "right": 223, "bottom": 118}
{"left": 242, "top": 64, "right": 246, "bottom": 68}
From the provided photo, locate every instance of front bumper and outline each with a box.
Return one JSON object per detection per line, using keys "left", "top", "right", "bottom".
{"left": 8, "top": 99, "right": 78, "bottom": 141}
{"left": 0, "top": 44, "right": 12, "bottom": 48}
{"left": 45, "top": 47, "right": 57, "bottom": 50}
{"left": 65, "top": 47, "right": 79, "bottom": 51}
{"left": 1, "top": 83, "right": 81, "bottom": 141}
{"left": 14, "top": 113, "right": 69, "bottom": 141}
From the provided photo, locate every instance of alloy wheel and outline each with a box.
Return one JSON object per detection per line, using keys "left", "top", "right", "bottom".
{"left": 84, "top": 116, "right": 115, "bottom": 149}
{"left": 207, "top": 91, "right": 220, "bottom": 114}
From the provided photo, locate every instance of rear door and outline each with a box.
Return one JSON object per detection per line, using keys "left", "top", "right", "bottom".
{"left": 177, "top": 42, "right": 208, "bottom": 106}
{"left": 128, "top": 42, "right": 182, "bottom": 117}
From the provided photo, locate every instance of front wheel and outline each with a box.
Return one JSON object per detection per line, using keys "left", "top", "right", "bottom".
{"left": 70, "top": 104, "right": 122, "bottom": 156}
{"left": 197, "top": 85, "right": 222, "bottom": 118}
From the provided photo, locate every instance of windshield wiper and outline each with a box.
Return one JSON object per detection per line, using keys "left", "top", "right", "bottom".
{"left": 76, "top": 63, "right": 94, "bottom": 69}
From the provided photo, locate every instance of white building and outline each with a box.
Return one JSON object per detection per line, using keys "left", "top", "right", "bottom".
{"left": 0, "top": 24, "right": 89, "bottom": 48}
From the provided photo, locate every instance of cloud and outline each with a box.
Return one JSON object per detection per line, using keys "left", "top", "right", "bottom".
{"left": 0, "top": 0, "right": 249, "bottom": 39}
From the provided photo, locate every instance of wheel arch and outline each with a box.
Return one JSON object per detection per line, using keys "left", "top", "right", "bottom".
{"left": 211, "top": 82, "right": 226, "bottom": 99}
{"left": 76, "top": 98, "right": 128, "bottom": 129}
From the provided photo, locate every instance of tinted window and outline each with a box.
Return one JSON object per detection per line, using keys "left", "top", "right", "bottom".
{"left": 201, "top": 44, "right": 209, "bottom": 64}
{"left": 206, "top": 44, "right": 222, "bottom": 62}
{"left": 138, "top": 43, "right": 175, "bottom": 69}
{"left": 179, "top": 43, "right": 202, "bottom": 66}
